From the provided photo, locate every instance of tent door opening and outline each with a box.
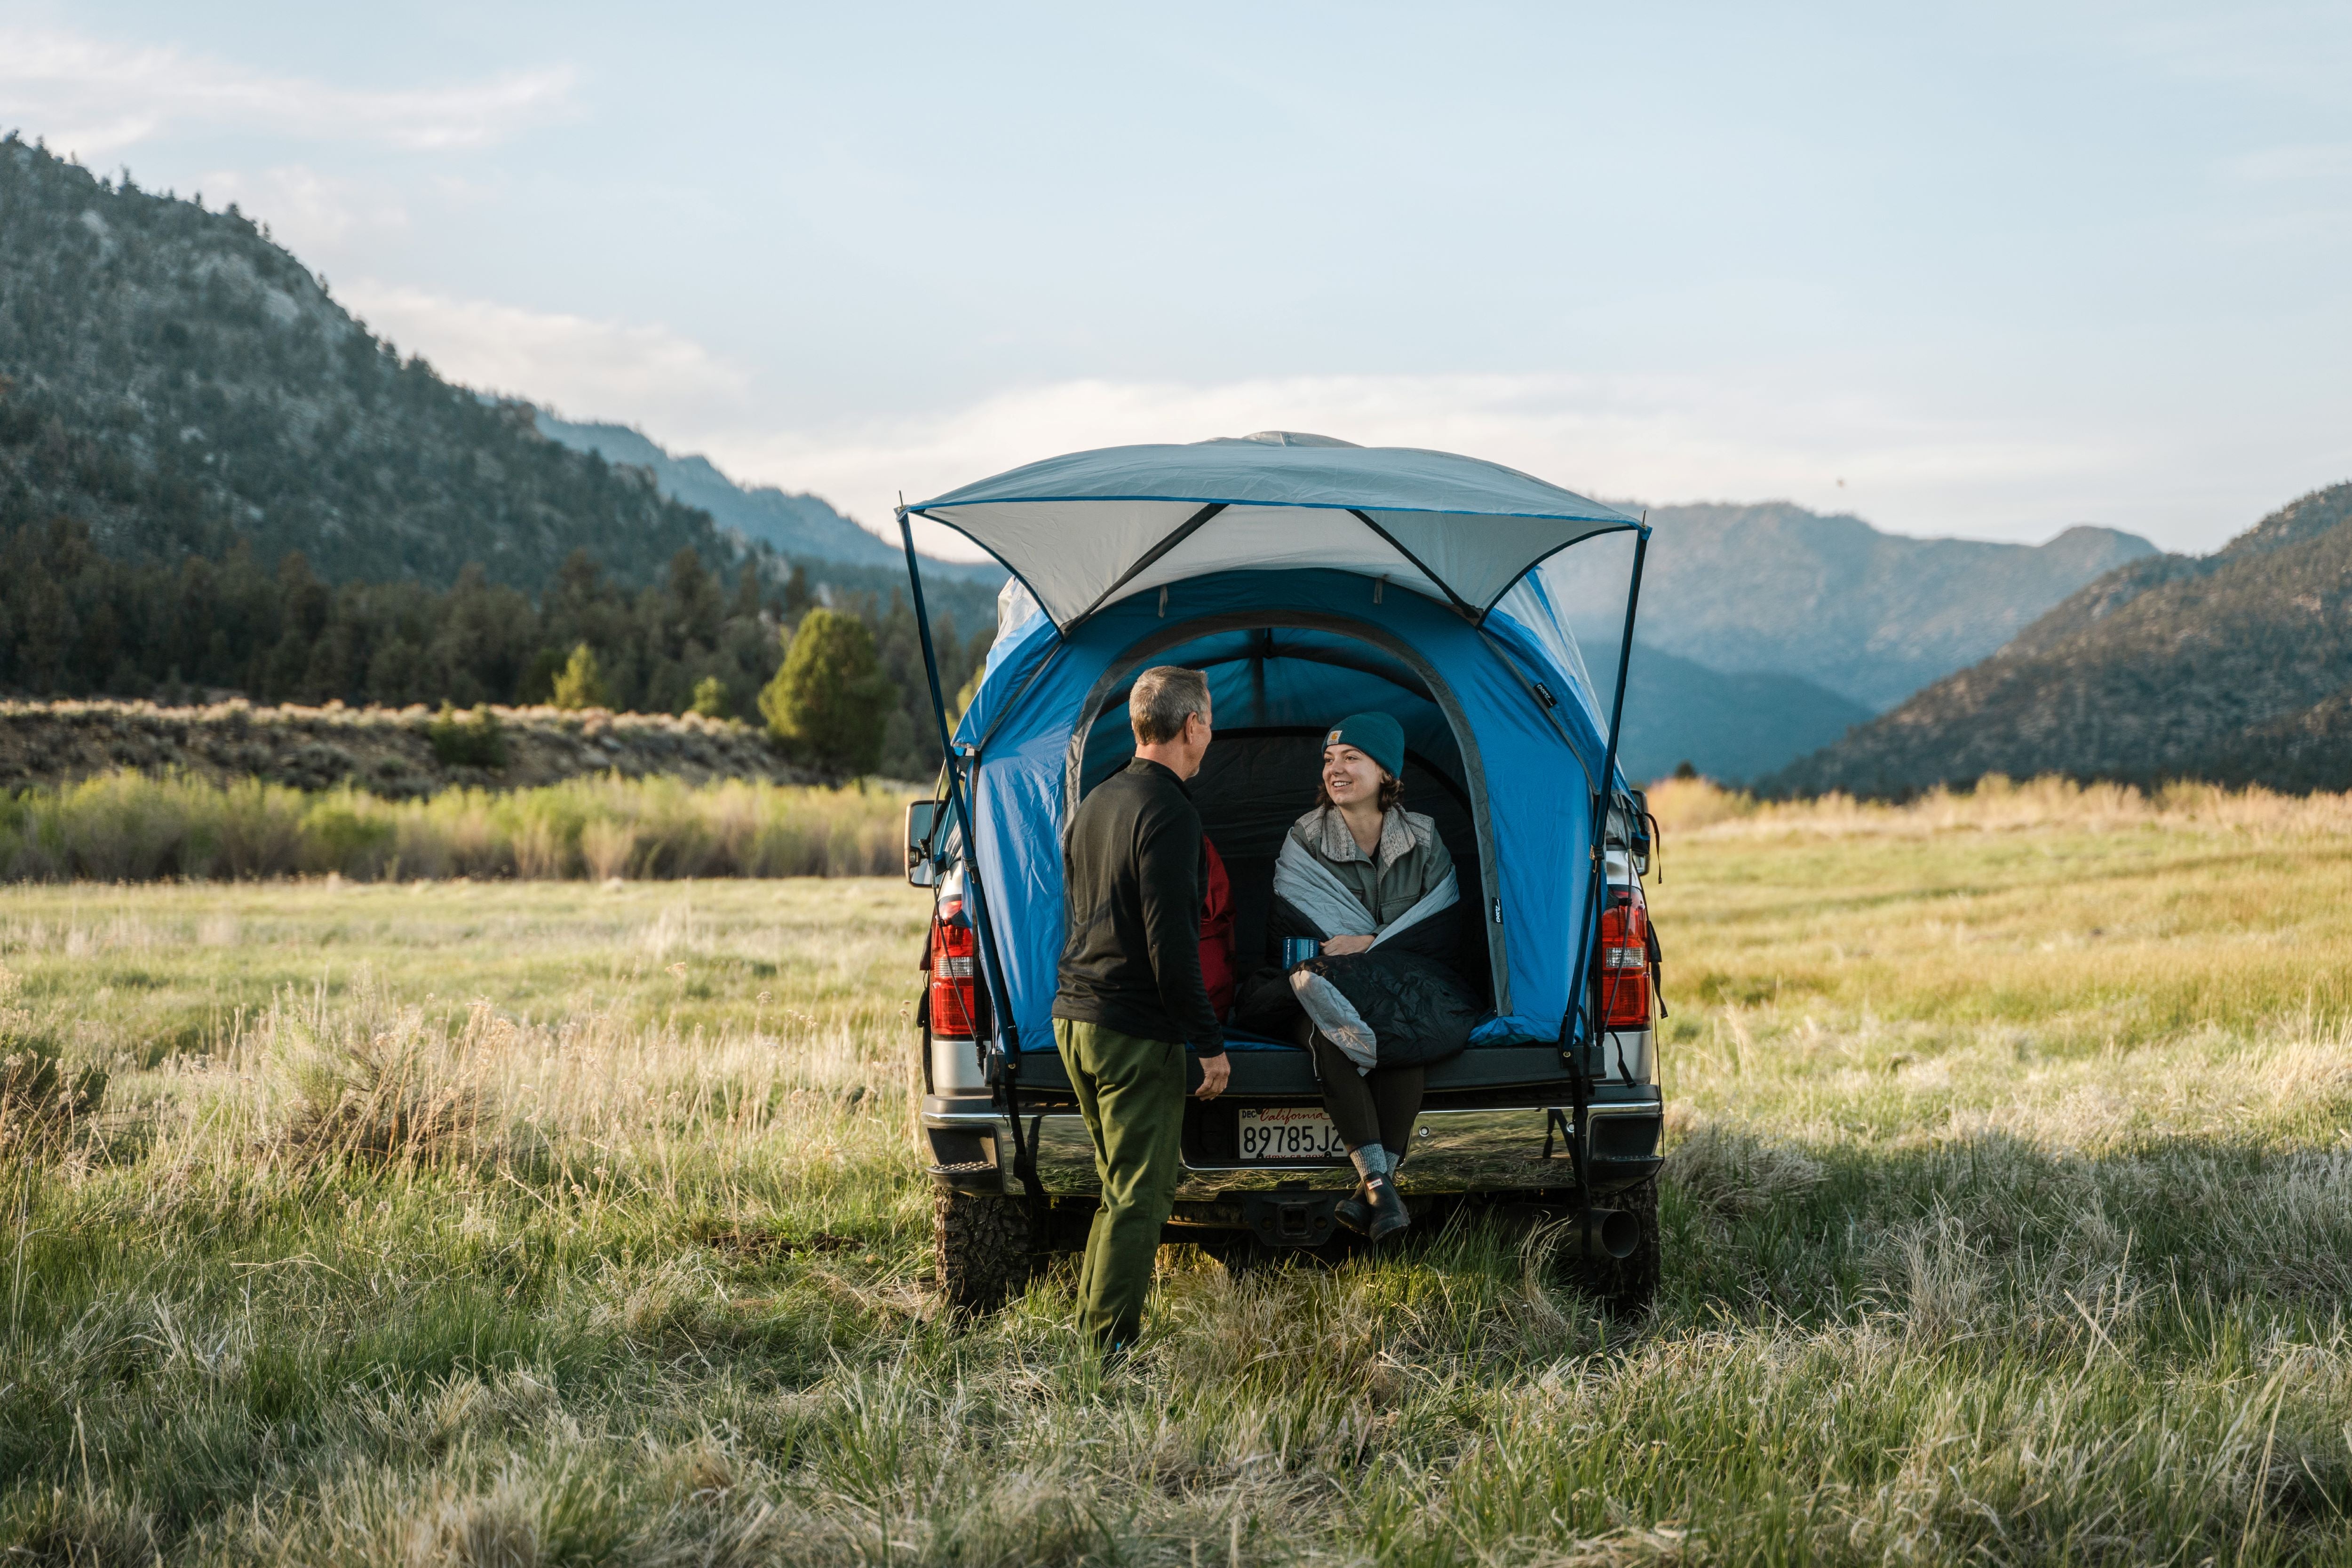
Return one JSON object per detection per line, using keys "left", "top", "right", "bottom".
{"left": 1066, "top": 612, "right": 1506, "bottom": 1015}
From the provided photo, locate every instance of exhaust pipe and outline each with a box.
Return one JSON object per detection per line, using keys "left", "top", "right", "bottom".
{"left": 1574, "top": 1207, "right": 1639, "bottom": 1261}
{"left": 1492, "top": 1202, "right": 1643, "bottom": 1260}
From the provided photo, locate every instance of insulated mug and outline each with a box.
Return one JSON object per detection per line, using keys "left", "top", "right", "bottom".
{"left": 1281, "top": 937, "right": 1321, "bottom": 969}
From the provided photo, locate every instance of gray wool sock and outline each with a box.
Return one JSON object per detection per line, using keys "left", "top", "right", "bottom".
{"left": 1349, "top": 1145, "right": 1391, "bottom": 1185}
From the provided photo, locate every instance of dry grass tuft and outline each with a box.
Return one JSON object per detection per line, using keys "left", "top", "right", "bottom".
{"left": 1648, "top": 771, "right": 2352, "bottom": 840}
{"left": 1662, "top": 1115, "right": 1825, "bottom": 1218}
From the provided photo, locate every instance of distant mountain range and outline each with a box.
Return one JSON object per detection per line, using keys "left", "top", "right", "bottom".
{"left": 1614, "top": 644, "right": 1872, "bottom": 784}
{"left": 1557, "top": 501, "right": 2159, "bottom": 712}
{"left": 1764, "top": 483, "right": 2352, "bottom": 796}
{"left": 1557, "top": 500, "right": 2157, "bottom": 780}
{"left": 534, "top": 414, "right": 1003, "bottom": 584}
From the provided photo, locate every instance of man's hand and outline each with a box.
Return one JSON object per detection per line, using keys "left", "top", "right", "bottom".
{"left": 1194, "top": 1052, "right": 1230, "bottom": 1099}
{"left": 1321, "top": 933, "right": 1375, "bottom": 956}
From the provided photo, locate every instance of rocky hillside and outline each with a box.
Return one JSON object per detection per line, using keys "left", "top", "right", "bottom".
{"left": 0, "top": 700, "right": 814, "bottom": 798}
{"left": 0, "top": 135, "right": 736, "bottom": 589}
{"left": 1555, "top": 501, "right": 2159, "bottom": 710}
{"left": 1764, "top": 483, "right": 2352, "bottom": 796}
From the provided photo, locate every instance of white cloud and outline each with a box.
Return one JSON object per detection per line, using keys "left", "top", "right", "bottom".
{"left": 336, "top": 282, "right": 753, "bottom": 434}
{"left": 0, "top": 25, "right": 575, "bottom": 159}
{"left": 195, "top": 165, "right": 407, "bottom": 251}
{"left": 702, "top": 373, "right": 2140, "bottom": 560}
{"left": 215, "top": 283, "right": 2178, "bottom": 562}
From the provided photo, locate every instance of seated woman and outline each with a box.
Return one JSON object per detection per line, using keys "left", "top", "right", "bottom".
{"left": 1234, "top": 711, "right": 1474, "bottom": 1240}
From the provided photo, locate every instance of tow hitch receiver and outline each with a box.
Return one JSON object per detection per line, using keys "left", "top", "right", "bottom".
{"left": 1244, "top": 1186, "right": 1340, "bottom": 1248}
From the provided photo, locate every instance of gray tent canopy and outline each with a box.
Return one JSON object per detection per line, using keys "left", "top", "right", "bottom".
{"left": 903, "top": 431, "right": 1638, "bottom": 630}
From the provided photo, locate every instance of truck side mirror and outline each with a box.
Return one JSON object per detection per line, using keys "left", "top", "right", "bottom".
{"left": 905, "top": 799, "right": 945, "bottom": 887}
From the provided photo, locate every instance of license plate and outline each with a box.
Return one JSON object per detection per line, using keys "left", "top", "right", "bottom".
{"left": 1237, "top": 1106, "right": 1349, "bottom": 1162}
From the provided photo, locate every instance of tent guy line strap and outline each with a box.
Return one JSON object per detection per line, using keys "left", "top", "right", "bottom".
{"left": 1067, "top": 502, "right": 1228, "bottom": 627}
{"left": 1346, "top": 509, "right": 1483, "bottom": 622}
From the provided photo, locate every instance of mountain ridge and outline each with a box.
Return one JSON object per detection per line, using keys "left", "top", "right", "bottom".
{"left": 1558, "top": 500, "right": 2160, "bottom": 711}
{"left": 0, "top": 134, "right": 739, "bottom": 592}
{"left": 1763, "top": 482, "right": 2352, "bottom": 796}
{"left": 533, "top": 413, "right": 1003, "bottom": 583}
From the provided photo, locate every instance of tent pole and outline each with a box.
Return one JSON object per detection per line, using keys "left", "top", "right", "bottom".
{"left": 898, "top": 513, "right": 1022, "bottom": 1078}
{"left": 1565, "top": 523, "right": 1651, "bottom": 1067}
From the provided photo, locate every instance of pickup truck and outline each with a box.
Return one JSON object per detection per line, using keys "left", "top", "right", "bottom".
{"left": 889, "top": 433, "right": 1666, "bottom": 1318}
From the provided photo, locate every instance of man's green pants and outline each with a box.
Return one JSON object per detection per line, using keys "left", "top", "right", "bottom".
{"left": 1053, "top": 1019, "right": 1186, "bottom": 1354}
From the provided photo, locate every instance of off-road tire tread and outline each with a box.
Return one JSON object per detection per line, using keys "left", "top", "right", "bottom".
{"left": 934, "top": 1189, "right": 1036, "bottom": 1312}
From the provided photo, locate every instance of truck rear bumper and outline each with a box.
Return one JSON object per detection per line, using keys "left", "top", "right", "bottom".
{"left": 921, "top": 1096, "right": 1663, "bottom": 1202}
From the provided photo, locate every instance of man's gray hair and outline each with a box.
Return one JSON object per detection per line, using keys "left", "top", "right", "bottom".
{"left": 1129, "top": 666, "right": 1210, "bottom": 745}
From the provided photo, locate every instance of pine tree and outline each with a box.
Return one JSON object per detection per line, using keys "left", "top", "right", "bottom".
{"left": 550, "top": 642, "right": 610, "bottom": 710}
{"left": 758, "top": 609, "right": 896, "bottom": 774}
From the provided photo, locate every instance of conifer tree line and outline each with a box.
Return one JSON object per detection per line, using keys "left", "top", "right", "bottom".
{"left": 0, "top": 513, "right": 995, "bottom": 779}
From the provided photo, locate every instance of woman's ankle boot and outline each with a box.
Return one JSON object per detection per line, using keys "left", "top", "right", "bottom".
{"left": 1335, "top": 1174, "right": 1373, "bottom": 1234}
{"left": 1344, "top": 1146, "right": 1409, "bottom": 1240}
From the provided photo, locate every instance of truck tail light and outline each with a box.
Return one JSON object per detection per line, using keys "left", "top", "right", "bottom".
{"left": 1596, "top": 883, "right": 1651, "bottom": 1030}
{"left": 929, "top": 898, "right": 980, "bottom": 1038}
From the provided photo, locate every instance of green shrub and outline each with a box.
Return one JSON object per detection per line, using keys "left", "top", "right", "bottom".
{"left": 426, "top": 703, "right": 508, "bottom": 768}
{"left": 689, "top": 676, "right": 731, "bottom": 719}
{"left": 301, "top": 796, "right": 399, "bottom": 876}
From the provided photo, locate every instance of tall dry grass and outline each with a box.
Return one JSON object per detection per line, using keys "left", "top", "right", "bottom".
{"left": 0, "top": 770, "right": 904, "bottom": 882}
{"left": 5, "top": 834, "right": 2352, "bottom": 1562}
{"left": 1649, "top": 770, "right": 2352, "bottom": 839}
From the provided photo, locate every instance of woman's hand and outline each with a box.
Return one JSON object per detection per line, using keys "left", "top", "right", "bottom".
{"left": 1321, "top": 933, "right": 1375, "bottom": 956}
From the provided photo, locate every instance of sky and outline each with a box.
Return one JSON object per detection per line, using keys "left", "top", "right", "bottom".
{"left": 3, "top": 1, "right": 2348, "bottom": 558}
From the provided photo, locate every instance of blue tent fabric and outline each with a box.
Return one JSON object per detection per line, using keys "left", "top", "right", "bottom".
{"left": 952, "top": 565, "right": 1622, "bottom": 1053}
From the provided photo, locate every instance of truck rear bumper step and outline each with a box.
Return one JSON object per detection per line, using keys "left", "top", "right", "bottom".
{"left": 923, "top": 1099, "right": 1662, "bottom": 1200}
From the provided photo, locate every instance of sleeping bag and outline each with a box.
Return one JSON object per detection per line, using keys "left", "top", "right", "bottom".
{"left": 1232, "top": 833, "right": 1482, "bottom": 1069}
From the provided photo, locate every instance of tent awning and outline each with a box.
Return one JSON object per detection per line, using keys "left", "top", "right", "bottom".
{"left": 903, "top": 432, "right": 1637, "bottom": 630}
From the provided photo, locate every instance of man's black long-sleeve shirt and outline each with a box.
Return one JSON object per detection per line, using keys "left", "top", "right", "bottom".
{"left": 1051, "top": 756, "right": 1226, "bottom": 1056}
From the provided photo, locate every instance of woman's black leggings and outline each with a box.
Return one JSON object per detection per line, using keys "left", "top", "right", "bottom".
{"left": 1307, "top": 1030, "right": 1425, "bottom": 1160}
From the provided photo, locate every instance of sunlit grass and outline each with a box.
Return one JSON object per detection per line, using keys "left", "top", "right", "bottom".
{"left": 5, "top": 792, "right": 2352, "bottom": 1564}
{"left": 0, "top": 769, "right": 905, "bottom": 881}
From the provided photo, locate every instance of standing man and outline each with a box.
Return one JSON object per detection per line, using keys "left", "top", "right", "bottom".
{"left": 1052, "top": 665, "right": 1230, "bottom": 1363}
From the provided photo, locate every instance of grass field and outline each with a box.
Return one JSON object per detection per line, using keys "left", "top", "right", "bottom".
{"left": 5, "top": 783, "right": 2352, "bottom": 1564}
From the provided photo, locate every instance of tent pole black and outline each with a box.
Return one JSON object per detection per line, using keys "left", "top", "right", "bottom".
{"left": 898, "top": 513, "right": 1021, "bottom": 1076}
{"left": 1564, "top": 523, "right": 1651, "bottom": 1068}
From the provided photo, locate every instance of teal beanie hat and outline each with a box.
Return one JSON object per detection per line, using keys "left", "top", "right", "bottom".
{"left": 1324, "top": 711, "right": 1405, "bottom": 780}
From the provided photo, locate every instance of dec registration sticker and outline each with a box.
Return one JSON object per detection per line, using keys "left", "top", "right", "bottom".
{"left": 1237, "top": 1106, "right": 1348, "bottom": 1162}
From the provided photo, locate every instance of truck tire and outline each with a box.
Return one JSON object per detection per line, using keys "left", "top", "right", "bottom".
{"left": 1566, "top": 1177, "right": 1660, "bottom": 1319}
{"left": 934, "top": 1189, "right": 1037, "bottom": 1313}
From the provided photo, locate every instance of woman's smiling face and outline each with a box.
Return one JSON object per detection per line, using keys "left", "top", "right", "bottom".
{"left": 1322, "top": 743, "right": 1386, "bottom": 807}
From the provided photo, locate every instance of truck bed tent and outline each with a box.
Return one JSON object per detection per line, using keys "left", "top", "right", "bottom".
{"left": 901, "top": 434, "right": 1645, "bottom": 1055}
